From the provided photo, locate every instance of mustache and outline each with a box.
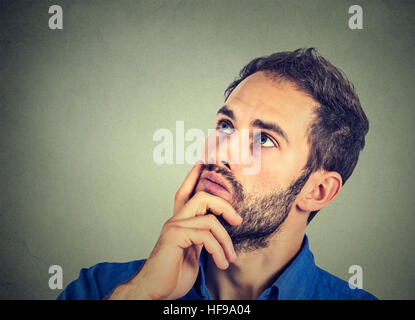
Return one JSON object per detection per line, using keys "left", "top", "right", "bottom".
{"left": 202, "top": 164, "right": 244, "bottom": 202}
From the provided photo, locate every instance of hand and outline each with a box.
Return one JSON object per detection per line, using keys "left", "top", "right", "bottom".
{"left": 108, "top": 162, "right": 242, "bottom": 300}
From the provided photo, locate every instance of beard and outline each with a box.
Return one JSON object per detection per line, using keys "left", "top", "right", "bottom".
{"left": 202, "top": 164, "right": 311, "bottom": 253}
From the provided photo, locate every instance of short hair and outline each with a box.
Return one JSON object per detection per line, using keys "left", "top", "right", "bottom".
{"left": 224, "top": 48, "right": 369, "bottom": 223}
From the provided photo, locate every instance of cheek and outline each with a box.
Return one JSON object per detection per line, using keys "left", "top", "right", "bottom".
{"left": 239, "top": 164, "right": 279, "bottom": 196}
{"left": 245, "top": 151, "right": 293, "bottom": 193}
{"left": 235, "top": 148, "right": 306, "bottom": 195}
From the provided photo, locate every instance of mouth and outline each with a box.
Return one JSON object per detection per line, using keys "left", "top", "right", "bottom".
{"left": 200, "top": 171, "right": 231, "bottom": 198}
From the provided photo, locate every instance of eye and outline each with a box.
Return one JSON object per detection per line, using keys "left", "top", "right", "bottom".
{"left": 255, "top": 132, "right": 277, "bottom": 148}
{"left": 217, "top": 120, "right": 234, "bottom": 135}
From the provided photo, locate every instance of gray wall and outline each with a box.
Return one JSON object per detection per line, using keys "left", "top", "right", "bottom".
{"left": 1, "top": 0, "right": 414, "bottom": 299}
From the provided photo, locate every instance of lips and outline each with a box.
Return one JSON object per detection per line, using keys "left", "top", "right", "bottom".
{"left": 201, "top": 171, "right": 231, "bottom": 198}
{"left": 204, "top": 172, "right": 229, "bottom": 191}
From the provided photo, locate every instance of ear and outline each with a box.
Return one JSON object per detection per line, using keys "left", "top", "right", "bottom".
{"left": 297, "top": 171, "right": 342, "bottom": 212}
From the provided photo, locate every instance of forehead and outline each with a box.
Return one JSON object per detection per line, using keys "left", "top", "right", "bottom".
{"left": 223, "top": 71, "right": 317, "bottom": 140}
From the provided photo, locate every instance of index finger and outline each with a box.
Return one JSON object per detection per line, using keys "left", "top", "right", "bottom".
{"left": 175, "top": 191, "right": 242, "bottom": 226}
{"left": 174, "top": 161, "right": 204, "bottom": 214}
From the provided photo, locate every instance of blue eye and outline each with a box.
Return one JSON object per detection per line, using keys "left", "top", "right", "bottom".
{"left": 255, "top": 133, "right": 276, "bottom": 147}
{"left": 217, "top": 120, "right": 234, "bottom": 135}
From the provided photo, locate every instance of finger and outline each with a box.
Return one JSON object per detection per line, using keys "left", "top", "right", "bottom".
{"left": 170, "top": 215, "right": 237, "bottom": 262}
{"left": 174, "top": 162, "right": 204, "bottom": 215}
{"left": 176, "top": 227, "right": 229, "bottom": 270}
{"left": 175, "top": 191, "right": 242, "bottom": 226}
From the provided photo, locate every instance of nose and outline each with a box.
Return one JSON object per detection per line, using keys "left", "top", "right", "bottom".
{"left": 202, "top": 128, "right": 261, "bottom": 176}
{"left": 203, "top": 129, "right": 240, "bottom": 172}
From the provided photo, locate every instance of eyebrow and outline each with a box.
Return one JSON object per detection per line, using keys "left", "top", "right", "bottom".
{"left": 216, "top": 105, "right": 289, "bottom": 145}
{"left": 216, "top": 105, "right": 235, "bottom": 120}
{"left": 251, "top": 119, "right": 289, "bottom": 145}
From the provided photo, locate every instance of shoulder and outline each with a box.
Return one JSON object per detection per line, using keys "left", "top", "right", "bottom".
{"left": 57, "top": 259, "right": 146, "bottom": 300}
{"left": 312, "top": 267, "right": 378, "bottom": 300}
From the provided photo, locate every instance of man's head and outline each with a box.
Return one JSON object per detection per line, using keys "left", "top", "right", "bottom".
{"left": 194, "top": 48, "right": 369, "bottom": 252}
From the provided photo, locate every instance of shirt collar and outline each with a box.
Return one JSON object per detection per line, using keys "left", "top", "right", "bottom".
{"left": 195, "top": 235, "right": 318, "bottom": 300}
{"left": 271, "top": 235, "right": 318, "bottom": 299}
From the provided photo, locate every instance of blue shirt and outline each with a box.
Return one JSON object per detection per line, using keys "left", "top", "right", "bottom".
{"left": 57, "top": 236, "right": 377, "bottom": 300}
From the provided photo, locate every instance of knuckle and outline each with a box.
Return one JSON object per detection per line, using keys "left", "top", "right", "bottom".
{"left": 206, "top": 214, "right": 217, "bottom": 224}
{"left": 162, "top": 220, "right": 177, "bottom": 232}
{"left": 174, "top": 190, "right": 181, "bottom": 201}
{"left": 194, "top": 190, "right": 207, "bottom": 200}
{"left": 199, "top": 229, "right": 211, "bottom": 239}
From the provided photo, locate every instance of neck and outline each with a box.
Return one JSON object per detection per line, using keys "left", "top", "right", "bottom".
{"left": 205, "top": 213, "right": 307, "bottom": 300}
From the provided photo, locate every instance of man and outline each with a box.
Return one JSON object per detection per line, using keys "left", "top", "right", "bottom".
{"left": 58, "top": 48, "right": 377, "bottom": 300}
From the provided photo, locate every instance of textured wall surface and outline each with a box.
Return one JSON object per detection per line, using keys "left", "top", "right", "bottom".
{"left": 0, "top": 0, "right": 414, "bottom": 299}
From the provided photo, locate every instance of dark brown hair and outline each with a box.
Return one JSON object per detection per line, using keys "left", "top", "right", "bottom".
{"left": 224, "top": 48, "right": 369, "bottom": 223}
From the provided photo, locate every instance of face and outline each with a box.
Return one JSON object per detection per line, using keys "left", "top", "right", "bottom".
{"left": 194, "top": 71, "right": 317, "bottom": 252}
